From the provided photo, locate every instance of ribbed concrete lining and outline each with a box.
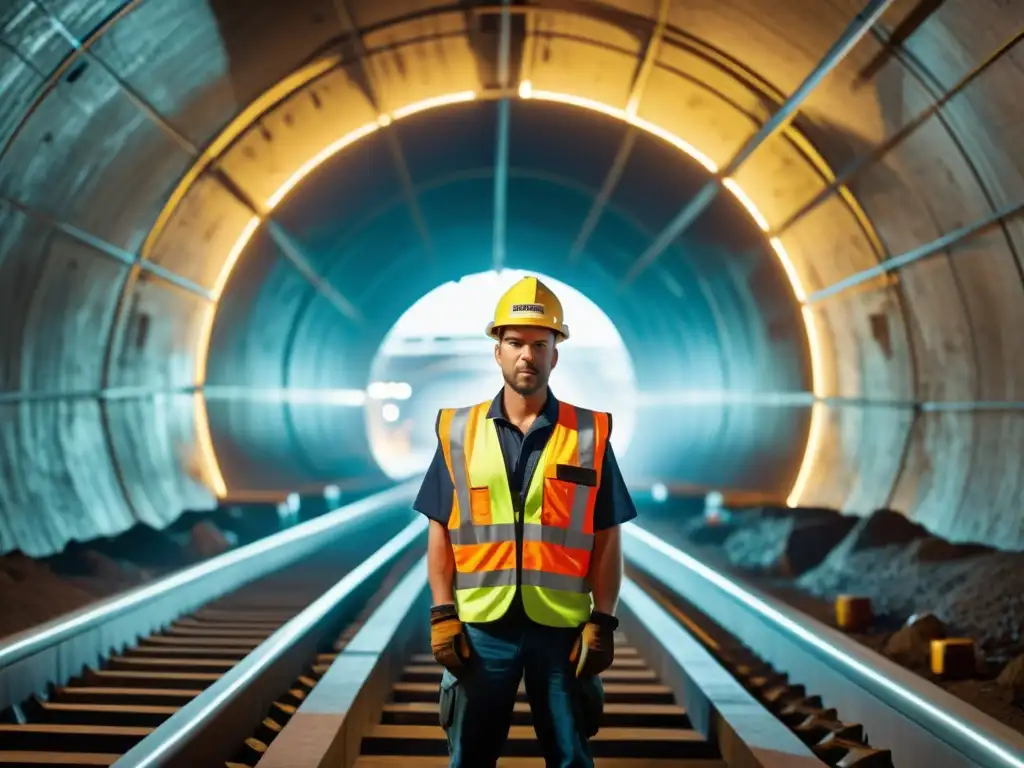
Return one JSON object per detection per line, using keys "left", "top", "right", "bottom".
{"left": 1, "top": 0, "right": 1022, "bottom": 555}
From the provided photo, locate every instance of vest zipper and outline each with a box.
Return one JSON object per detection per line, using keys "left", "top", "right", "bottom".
{"left": 514, "top": 494, "right": 524, "bottom": 592}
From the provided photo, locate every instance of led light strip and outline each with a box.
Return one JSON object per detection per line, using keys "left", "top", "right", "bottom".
{"left": 191, "top": 85, "right": 824, "bottom": 506}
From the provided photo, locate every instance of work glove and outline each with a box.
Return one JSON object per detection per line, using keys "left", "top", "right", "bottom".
{"left": 430, "top": 603, "right": 471, "bottom": 675}
{"left": 569, "top": 611, "right": 618, "bottom": 678}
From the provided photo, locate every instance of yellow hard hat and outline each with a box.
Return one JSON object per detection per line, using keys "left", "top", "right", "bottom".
{"left": 485, "top": 276, "right": 570, "bottom": 342}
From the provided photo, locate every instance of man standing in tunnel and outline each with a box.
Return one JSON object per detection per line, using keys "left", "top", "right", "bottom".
{"left": 414, "top": 275, "right": 638, "bottom": 767}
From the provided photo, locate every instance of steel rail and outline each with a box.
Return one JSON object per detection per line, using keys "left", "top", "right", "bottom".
{"left": 617, "top": 579, "right": 822, "bottom": 767}
{"left": 113, "top": 517, "right": 428, "bottom": 768}
{"left": 256, "top": 554, "right": 430, "bottom": 768}
{"left": 0, "top": 479, "right": 421, "bottom": 710}
{"left": 623, "top": 523, "right": 1024, "bottom": 768}
{"left": 257, "top": 556, "right": 815, "bottom": 768}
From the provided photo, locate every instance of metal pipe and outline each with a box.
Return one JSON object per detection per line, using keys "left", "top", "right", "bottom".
{"left": 331, "top": 0, "right": 436, "bottom": 265}
{"left": 210, "top": 171, "right": 364, "bottom": 323}
{"left": 0, "top": 385, "right": 195, "bottom": 405}
{"left": 0, "top": 194, "right": 213, "bottom": 300}
{"left": 569, "top": 0, "right": 670, "bottom": 263}
{"left": 492, "top": 0, "right": 513, "bottom": 272}
{"left": 807, "top": 197, "right": 1024, "bottom": 303}
{"left": 30, "top": 0, "right": 199, "bottom": 157}
{"left": 568, "top": 129, "right": 638, "bottom": 263}
{"left": 772, "top": 25, "right": 1024, "bottom": 240}
{"left": 853, "top": 0, "right": 947, "bottom": 84}
{"left": 267, "top": 221, "right": 364, "bottom": 322}
{"left": 622, "top": 0, "right": 897, "bottom": 285}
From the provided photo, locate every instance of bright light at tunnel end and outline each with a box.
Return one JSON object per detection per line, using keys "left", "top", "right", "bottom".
{"left": 191, "top": 83, "right": 825, "bottom": 507}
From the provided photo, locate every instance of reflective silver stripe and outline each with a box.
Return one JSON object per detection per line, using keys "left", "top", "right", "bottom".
{"left": 522, "top": 569, "right": 589, "bottom": 593}
{"left": 568, "top": 407, "right": 597, "bottom": 533}
{"left": 450, "top": 524, "right": 593, "bottom": 550}
{"left": 448, "top": 406, "right": 473, "bottom": 533}
{"left": 454, "top": 569, "right": 516, "bottom": 589}
{"left": 454, "top": 568, "right": 589, "bottom": 593}
{"left": 449, "top": 523, "right": 516, "bottom": 545}
{"left": 523, "top": 524, "right": 593, "bottom": 550}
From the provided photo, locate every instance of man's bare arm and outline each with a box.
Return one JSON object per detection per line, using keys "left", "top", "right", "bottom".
{"left": 589, "top": 525, "right": 623, "bottom": 615}
{"left": 427, "top": 519, "right": 456, "bottom": 606}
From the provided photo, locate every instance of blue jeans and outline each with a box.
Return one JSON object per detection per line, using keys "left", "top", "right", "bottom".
{"left": 439, "top": 619, "right": 596, "bottom": 767}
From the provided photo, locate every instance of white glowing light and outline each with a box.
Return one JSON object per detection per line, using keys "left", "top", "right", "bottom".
{"left": 381, "top": 403, "right": 401, "bottom": 423}
{"left": 366, "top": 268, "right": 641, "bottom": 481}
{"left": 200, "top": 386, "right": 368, "bottom": 406}
{"left": 651, "top": 483, "right": 669, "bottom": 503}
{"left": 367, "top": 381, "right": 413, "bottom": 401}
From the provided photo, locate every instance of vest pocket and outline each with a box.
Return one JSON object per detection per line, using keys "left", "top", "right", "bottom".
{"left": 469, "top": 486, "right": 492, "bottom": 525}
{"left": 544, "top": 465, "right": 595, "bottom": 527}
{"left": 542, "top": 476, "right": 575, "bottom": 527}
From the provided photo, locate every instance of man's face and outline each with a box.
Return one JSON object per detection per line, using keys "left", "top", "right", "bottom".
{"left": 495, "top": 326, "right": 559, "bottom": 396}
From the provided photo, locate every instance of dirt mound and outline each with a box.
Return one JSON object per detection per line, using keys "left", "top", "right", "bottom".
{"left": 798, "top": 514, "right": 1024, "bottom": 659}
{"left": 0, "top": 517, "right": 238, "bottom": 641}
{"left": 723, "top": 515, "right": 857, "bottom": 577}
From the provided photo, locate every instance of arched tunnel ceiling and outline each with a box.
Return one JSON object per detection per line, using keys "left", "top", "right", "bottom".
{"left": 204, "top": 96, "right": 811, "bottom": 500}
{"left": 0, "top": 0, "right": 1022, "bottom": 558}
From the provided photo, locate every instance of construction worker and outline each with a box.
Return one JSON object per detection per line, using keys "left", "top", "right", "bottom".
{"left": 414, "top": 275, "right": 638, "bottom": 767}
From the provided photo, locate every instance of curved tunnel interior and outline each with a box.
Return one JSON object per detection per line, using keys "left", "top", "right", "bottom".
{"left": 206, "top": 96, "right": 809, "bottom": 502}
{"left": 1, "top": 0, "right": 1023, "bottom": 559}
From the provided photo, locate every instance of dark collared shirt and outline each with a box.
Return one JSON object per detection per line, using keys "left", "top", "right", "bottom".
{"left": 414, "top": 388, "right": 638, "bottom": 622}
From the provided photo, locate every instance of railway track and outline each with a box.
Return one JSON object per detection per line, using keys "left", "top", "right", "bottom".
{"left": 0, "top": 483, "right": 424, "bottom": 768}
{"left": 353, "top": 634, "right": 722, "bottom": 766}
{"left": 2, "top": 490, "right": 1024, "bottom": 768}
{"left": 0, "top": 565, "right": 350, "bottom": 766}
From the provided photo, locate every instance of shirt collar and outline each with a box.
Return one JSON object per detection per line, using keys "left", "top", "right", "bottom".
{"left": 487, "top": 387, "right": 560, "bottom": 429}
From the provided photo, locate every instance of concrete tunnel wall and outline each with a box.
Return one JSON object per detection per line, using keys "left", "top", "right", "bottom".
{"left": 0, "top": 0, "right": 1022, "bottom": 557}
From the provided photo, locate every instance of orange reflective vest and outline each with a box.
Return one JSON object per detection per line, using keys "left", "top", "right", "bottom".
{"left": 437, "top": 399, "right": 611, "bottom": 627}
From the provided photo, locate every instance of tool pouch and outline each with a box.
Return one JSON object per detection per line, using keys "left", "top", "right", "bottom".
{"left": 576, "top": 674, "right": 605, "bottom": 738}
{"left": 438, "top": 668, "right": 460, "bottom": 730}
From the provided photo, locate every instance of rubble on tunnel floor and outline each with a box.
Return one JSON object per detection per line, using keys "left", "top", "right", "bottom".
{"left": 641, "top": 501, "right": 1024, "bottom": 735}
{"left": 0, "top": 512, "right": 239, "bottom": 641}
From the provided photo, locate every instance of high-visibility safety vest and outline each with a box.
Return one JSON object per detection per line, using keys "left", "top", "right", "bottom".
{"left": 437, "top": 399, "right": 611, "bottom": 628}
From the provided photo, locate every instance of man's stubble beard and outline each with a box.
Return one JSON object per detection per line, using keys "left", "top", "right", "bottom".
{"left": 503, "top": 368, "right": 548, "bottom": 396}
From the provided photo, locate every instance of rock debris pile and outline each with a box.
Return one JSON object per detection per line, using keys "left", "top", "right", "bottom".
{"left": 0, "top": 508, "right": 259, "bottom": 641}
{"left": 649, "top": 501, "right": 1024, "bottom": 734}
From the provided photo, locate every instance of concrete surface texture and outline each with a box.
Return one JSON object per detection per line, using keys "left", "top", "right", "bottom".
{"left": 1, "top": 0, "right": 1023, "bottom": 557}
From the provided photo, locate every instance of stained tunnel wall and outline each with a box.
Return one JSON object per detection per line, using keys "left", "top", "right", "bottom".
{"left": 1, "top": 0, "right": 1023, "bottom": 557}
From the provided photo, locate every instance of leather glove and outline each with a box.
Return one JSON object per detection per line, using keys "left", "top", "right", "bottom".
{"left": 430, "top": 603, "right": 471, "bottom": 674}
{"left": 569, "top": 610, "right": 618, "bottom": 678}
